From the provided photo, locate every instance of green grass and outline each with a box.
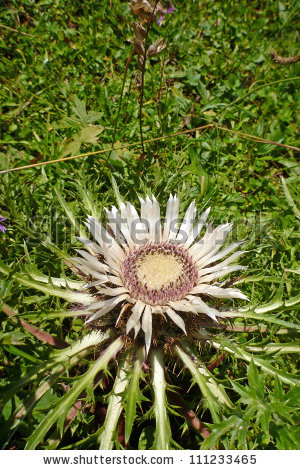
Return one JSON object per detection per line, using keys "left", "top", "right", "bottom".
{"left": 0, "top": 0, "right": 299, "bottom": 450}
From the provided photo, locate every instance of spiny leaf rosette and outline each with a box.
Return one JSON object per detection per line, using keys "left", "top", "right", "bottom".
{"left": 74, "top": 194, "right": 248, "bottom": 353}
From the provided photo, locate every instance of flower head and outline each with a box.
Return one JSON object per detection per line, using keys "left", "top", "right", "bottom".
{"left": 0, "top": 216, "right": 7, "bottom": 233}
{"left": 73, "top": 195, "right": 248, "bottom": 354}
{"left": 157, "top": 4, "right": 175, "bottom": 26}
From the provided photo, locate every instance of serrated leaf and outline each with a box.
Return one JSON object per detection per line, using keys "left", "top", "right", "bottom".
{"left": 79, "top": 125, "right": 103, "bottom": 143}
{"left": 176, "top": 345, "right": 233, "bottom": 423}
{"left": 26, "top": 337, "right": 123, "bottom": 449}
{"left": 99, "top": 357, "right": 131, "bottom": 450}
{"left": 150, "top": 349, "right": 171, "bottom": 450}
{"left": 213, "top": 339, "right": 300, "bottom": 386}
{"left": 200, "top": 415, "right": 240, "bottom": 450}
{"left": 54, "top": 189, "right": 88, "bottom": 240}
{"left": 62, "top": 139, "right": 81, "bottom": 157}
{"left": 62, "top": 125, "right": 103, "bottom": 156}
{"left": 223, "top": 310, "right": 300, "bottom": 330}
{"left": 72, "top": 96, "right": 88, "bottom": 122}
{"left": 0, "top": 331, "right": 109, "bottom": 408}
{"left": 124, "top": 347, "right": 146, "bottom": 444}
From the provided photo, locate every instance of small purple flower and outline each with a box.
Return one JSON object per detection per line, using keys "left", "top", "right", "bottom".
{"left": 157, "top": 4, "right": 175, "bottom": 25}
{"left": 0, "top": 216, "right": 7, "bottom": 233}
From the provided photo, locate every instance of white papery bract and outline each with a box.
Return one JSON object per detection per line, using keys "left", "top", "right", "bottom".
{"left": 73, "top": 195, "right": 248, "bottom": 354}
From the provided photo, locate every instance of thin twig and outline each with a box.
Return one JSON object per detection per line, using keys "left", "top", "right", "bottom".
{"left": 138, "top": 0, "right": 160, "bottom": 155}
{"left": 208, "top": 352, "right": 227, "bottom": 372}
{"left": 110, "top": 47, "right": 134, "bottom": 155}
{"left": 1, "top": 121, "right": 299, "bottom": 175}
{"left": 0, "top": 23, "right": 37, "bottom": 37}
{"left": 167, "top": 390, "right": 210, "bottom": 438}
{"left": 0, "top": 124, "right": 214, "bottom": 174}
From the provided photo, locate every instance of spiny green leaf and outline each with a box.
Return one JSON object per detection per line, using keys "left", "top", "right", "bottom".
{"left": 54, "top": 189, "right": 88, "bottom": 240}
{"left": 245, "top": 342, "right": 300, "bottom": 355}
{"left": 176, "top": 345, "right": 233, "bottom": 423}
{"left": 124, "top": 347, "right": 147, "bottom": 444}
{"left": 151, "top": 349, "right": 171, "bottom": 450}
{"left": 200, "top": 415, "right": 240, "bottom": 450}
{"left": 223, "top": 310, "right": 300, "bottom": 330}
{"left": 213, "top": 339, "right": 300, "bottom": 386}
{"left": 99, "top": 356, "right": 131, "bottom": 450}
{"left": 26, "top": 337, "right": 123, "bottom": 449}
{"left": 13, "top": 272, "right": 94, "bottom": 305}
{"left": 0, "top": 331, "right": 109, "bottom": 408}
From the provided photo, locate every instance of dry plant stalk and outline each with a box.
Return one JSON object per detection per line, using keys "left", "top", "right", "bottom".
{"left": 270, "top": 50, "right": 300, "bottom": 65}
{"left": 129, "top": 0, "right": 166, "bottom": 153}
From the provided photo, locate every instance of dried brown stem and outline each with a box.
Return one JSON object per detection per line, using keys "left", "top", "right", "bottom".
{"left": 167, "top": 390, "right": 210, "bottom": 439}
{"left": 270, "top": 50, "right": 300, "bottom": 65}
{"left": 138, "top": 0, "right": 160, "bottom": 155}
{"left": 2, "top": 304, "right": 69, "bottom": 349}
{"left": 208, "top": 352, "right": 227, "bottom": 372}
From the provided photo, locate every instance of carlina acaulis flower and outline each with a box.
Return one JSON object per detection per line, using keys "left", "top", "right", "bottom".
{"left": 72, "top": 194, "right": 249, "bottom": 354}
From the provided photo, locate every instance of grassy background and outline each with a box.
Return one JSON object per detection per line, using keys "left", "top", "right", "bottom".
{"left": 0, "top": 0, "right": 299, "bottom": 450}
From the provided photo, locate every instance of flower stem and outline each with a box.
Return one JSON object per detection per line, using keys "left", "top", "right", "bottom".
{"left": 138, "top": 0, "right": 160, "bottom": 156}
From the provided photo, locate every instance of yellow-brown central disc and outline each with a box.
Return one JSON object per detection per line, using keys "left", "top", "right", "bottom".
{"left": 122, "top": 242, "right": 199, "bottom": 305}
{"left": 137, "top": 253, "right": 183, "bottom": 290}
